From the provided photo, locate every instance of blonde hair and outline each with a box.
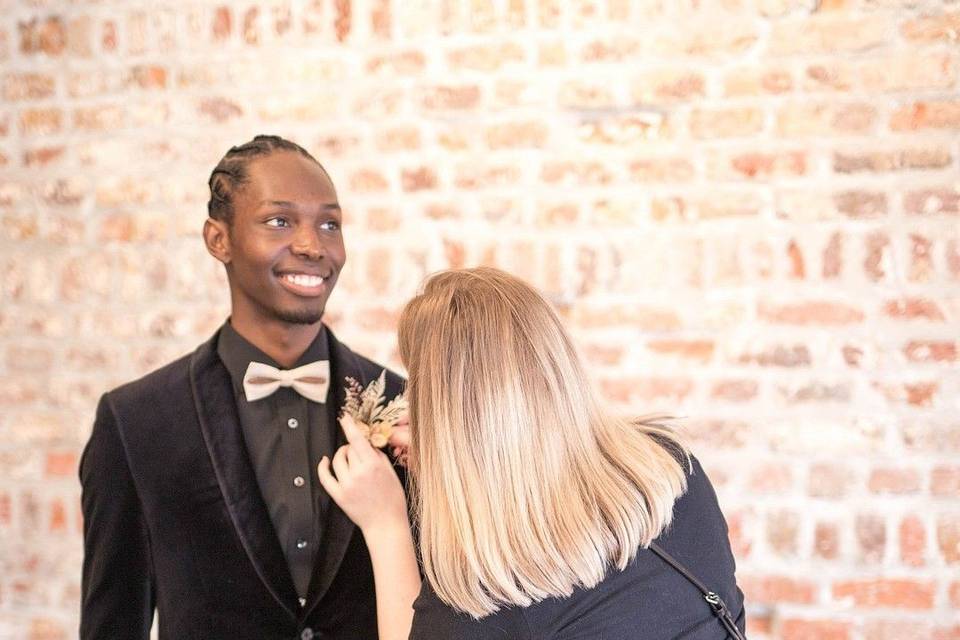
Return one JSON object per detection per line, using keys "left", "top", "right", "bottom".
{"left": 397, "top": 267, "right": 689, "bottom": 619}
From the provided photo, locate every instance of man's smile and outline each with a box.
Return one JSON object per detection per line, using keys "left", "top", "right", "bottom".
{"left": 275, "top": 270, "right": 331, "bottom": 297}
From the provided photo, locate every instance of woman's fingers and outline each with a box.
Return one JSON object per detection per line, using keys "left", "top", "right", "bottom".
{"left": 387, "top": 425, "right": 410, "bottom": 450}
{"left": 317, "top": 456, "right": 340, "bottom": 500}
{"left": 339, "top": 415, "right": 375, "bottom": 460}
{"left": 332, "top": 443, "right": 351, "bottom": 481}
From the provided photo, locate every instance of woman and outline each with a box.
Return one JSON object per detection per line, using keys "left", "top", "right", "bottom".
{"left": 319, "top": 267, "right": 746, "bottom": 639}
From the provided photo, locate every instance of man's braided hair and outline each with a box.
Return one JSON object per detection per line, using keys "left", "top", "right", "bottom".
{"left": 207, "top": 135, "right": 327, "bottom": 224}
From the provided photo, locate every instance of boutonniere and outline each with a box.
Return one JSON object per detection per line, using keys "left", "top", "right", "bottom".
{"left": 341, "top": 370, "right": 407, "bottom": 449}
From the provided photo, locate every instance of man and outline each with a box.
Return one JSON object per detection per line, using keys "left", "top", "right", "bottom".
{"left": 79, "top": 135, "right": 405, "bottom": 639}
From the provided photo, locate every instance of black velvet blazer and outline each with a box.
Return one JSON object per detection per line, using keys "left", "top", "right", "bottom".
{"left": 79, "top": 327, "right": 406, "bottom": 640}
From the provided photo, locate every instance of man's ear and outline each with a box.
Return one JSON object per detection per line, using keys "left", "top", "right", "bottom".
{"left": 203, "top": 217, "right": 231, "bottom": 265}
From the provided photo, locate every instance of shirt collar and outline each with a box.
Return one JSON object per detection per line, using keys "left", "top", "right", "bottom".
{"left": 216, "top": 320, "right": 330, "bottom": 394}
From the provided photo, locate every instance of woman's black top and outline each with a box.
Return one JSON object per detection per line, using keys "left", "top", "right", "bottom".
{"left": 408, "top": 456, "right": 745, "bottom": 639}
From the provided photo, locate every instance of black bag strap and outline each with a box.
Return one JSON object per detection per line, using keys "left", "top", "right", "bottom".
{"left": 648, "top": 542, "right": 747, "bottom": 640}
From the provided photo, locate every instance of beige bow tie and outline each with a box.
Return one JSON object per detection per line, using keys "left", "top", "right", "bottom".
{"left": 242, "top": 361, "right": 330, "bottom": 404}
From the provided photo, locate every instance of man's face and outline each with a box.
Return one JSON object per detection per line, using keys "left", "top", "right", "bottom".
{"left": 222, "top": 151, "right": 345, "bottom": 326}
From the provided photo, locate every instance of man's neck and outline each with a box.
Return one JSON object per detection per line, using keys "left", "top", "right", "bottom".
{"left": 228, "top": 315, "right": 323, "bottom": 369}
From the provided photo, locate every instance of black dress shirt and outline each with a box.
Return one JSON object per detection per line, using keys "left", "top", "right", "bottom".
{"left": 217, "top": 321, "right": 334, "bottom": 601}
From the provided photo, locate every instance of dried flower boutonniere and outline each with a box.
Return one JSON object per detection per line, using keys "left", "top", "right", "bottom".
{"left": 341, "top": 370, "right": 407, "bottom": 449}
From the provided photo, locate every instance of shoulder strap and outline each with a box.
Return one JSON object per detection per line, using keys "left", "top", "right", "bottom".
{"left": 648, "top": 542, "right": 747, "bottom": 640}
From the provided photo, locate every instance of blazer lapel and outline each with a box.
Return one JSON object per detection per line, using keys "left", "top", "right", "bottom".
{"left": 303, "top": 328, "right": 370, "bottom": 616}
{"left": 189, "top": 333, "right": 300, "bottom": 620}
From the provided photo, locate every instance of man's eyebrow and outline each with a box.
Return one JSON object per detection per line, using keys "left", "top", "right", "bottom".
{"left": 260, "top": 200, "right": 341, "bottom": 211}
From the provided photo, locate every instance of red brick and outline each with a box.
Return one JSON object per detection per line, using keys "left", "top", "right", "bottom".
{"left": 834, "top": 191, "right": 886, "bottom": 218}
{"left": 44, "top": 452, "right": 76, "bottom": 477}
{"left": 485, "top": 122, "right": 548, "bottom": 149}
{"left": 864, "top": 620, "right": 932, "bottom": 640}
{"left": 711, "top": 379, "right": 759, "bottom": 402}
{"left": 374, "top": 125, "right": 421, "bottom": 152}
{"left": 932, "top": 467, "right": 960, "bottom": 497}
{"left": 628, "top": 157, "right": 695, "bottom": 183}
{"left": 447, "top": 42, "right": 524, "bottom": 71}
{"left": 883, "top": 297, "right": 945, "bottom": 321}
{"left": 212, "top": 6, "right": 232, "bottom": 40}
{"left": 949, "top": 239, "right": 960, "bottom": 280}
{"left": 631, "top": 69, "right": 706, "bottom": 103}
{"left": 197, "top": 98, "right": 242, "bottom": 123}
{"left": 333, "top": 0, "right": 351, "bottom": 41}
{"left": 366, "top": 51, "right": 425, "bottom": 75}
{"left": 558, "top": 81, "right": 616, "bottom": 109}
{"left": 746, "top": 464, "right": 793, "bottom": 494}
{"left": 950, "top": 581, "right": 960, "bottom": 608}
{"left": 814, "top": 521, "right": 841, "bottom": 559}
{"left": 869, "top": 468, "right": 921, "bottom": 494}
{"left": 689, "top": 107, "right": 764, "bottom": 139}
{"left": 938, "top": 515, "right": 960, "bottom": 564}
{"left": 454, "top": 163, "right": 521, "bottom": 190}
{"left": 419, "top": 85, "right": 481, "bottom": 110}
{"left": 18, "top": 16, "right": 66, "bottom": 56}
{"left": 725, "top": 508, "right": 754, "bottom": 559}
{"left": 647, "top": 339, "right": 714, "bottom": 362}
{"left": 891, "top": 101, "right": 960, "bottom": 131}
{"left": 600, "top": 377, "right": 694, "bottom": 404}
{"left": 349, "top": 169, "right": 390, "bottom": 193}
{"left": 400, "top": 166, "right": 437, "bottom": 192}
{"left": 933, "top": 624, "right": 960, "bottom": 640}
{"left": 864, "top": 232, "right": 890, "bottom": 282}
{"left": 901, "top": 12, "right": 960, "bottom": 43}
{"left": 3, "top": 73, "right": 56, "bottom": 101}
{"left": 833, "top": 578, "right": 936, "bottom": 609}
{"left": 769, "top": 14, "right": 887, "bottom": 54}
{"left": 724, "top": 65, "right": 793, "bottom": 96}
{"left": 899, "top": 515, "right": 926, "bottom": 567}
{"left": 541, "top": 161, "right": 615, "bottom": 186}
{"left": 74, "top": 105, "right": 125, "bottom": 131}
{"left": 101, "top": 20, "right": 117, "bottom": 51}
{"left": 860, "top": 52, "right": 958, "bottom": 92}
{"left": 809, "top": 463, "right": 854, "bottom": 499}
{"left": 781, "top": 619, "right": 851, "bottom": 640}
{"left": 905, "top": 188, "right": 959, "bottom": 216}
{"left": 653, "top": 20, "right": 758, "bottom": 57}
{"left": 23, "top": 146, "right": 65, "bottom": 168}
{"left": 822, "top": 232, "right": 843, "bottom": 278}
{"left": 741, "top": 574, "right": 816, "bottom": 604}
{"left": 759, "top": 301, "right": 863, "bottom": 325}
{"left": 778, "top": 102, "right": 876, "bottom": 136}
{"left": 19, "top": 107, "right": 62, "bottom": 135}
{"left": 27, "top": 618, "right": 67, "bottom": 640}
{"left": 720, "top": 151, "right": 808, "bottom": 180}
{"left": 905, "top": 341, "right": 957, "bottom": 363}
{"left": 129, "top": 65, "right": 167, "bottom": 90}
{"left": 834, "top": 148, "right": 953, "bottom": 173}
{"left": 767, "top": 510, "right": 799, "bottom": 557}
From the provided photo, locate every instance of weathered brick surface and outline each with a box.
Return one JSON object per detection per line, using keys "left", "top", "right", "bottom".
{"left": 2, "top": 1, "right": 959, "bottom": 638}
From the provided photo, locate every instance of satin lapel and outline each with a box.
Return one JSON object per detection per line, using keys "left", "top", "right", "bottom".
{"left": 189, "top": 334, "right": 300, "bottom": 620}
{"left": 303, "top": 329, "right": 369, "bottom": 616}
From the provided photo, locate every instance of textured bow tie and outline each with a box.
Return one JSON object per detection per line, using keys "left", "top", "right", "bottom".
{"left": 242, "top": 361, "right": 330, "bottom": 404}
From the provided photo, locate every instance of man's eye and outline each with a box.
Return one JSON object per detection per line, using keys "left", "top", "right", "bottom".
{"left": 266, "top": 217, "right": 290, "bottom": 228}
{"left": 321, "top": 220, "right": 341, "bottom": 231}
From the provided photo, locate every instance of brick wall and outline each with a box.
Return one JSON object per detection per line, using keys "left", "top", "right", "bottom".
{"left": 1, "top": 0, "right": 958, "bottom": 638}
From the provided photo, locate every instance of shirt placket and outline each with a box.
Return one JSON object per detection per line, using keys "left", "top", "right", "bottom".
{"left": 281, "top": 391, "right": 316, "bottom": 603}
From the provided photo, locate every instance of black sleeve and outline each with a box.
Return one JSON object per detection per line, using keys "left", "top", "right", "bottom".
{"left": 79, "top": 395, "right": 155, "bottom": 640}
{"left": 408, "top": 581, "right": 529, "bottom": 640}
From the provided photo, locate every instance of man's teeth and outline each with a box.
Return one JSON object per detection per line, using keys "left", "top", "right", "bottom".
{"left": 283, "top": 274, "right": 325, "bottom": 287}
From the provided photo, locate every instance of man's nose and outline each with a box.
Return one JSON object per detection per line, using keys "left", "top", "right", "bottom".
{"left": 291, "top": 226, "right": 324, "bottom": 260}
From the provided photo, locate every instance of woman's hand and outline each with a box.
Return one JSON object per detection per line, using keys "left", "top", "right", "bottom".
{"left": 318, "top": 414, "right": 409, "bottom": 534}
{"left": 389, "top": 412, "right": 411, "bottom": 466}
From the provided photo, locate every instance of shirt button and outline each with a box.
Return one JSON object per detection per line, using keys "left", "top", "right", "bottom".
{"left": 301, "top": 628, "right": 314, "bottom": 640}
{"left": 297, "top": 538, "right": 308, "bottom": 549}
{"left": 293, "top": 476, "right": 305, "bottom": 487}
{"left": 287, "top": 418, "right": 299, "bottom": 429}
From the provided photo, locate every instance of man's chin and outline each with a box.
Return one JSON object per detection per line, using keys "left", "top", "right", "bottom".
{"left": 274, "top": 307, "right": 324, "bottom": 325}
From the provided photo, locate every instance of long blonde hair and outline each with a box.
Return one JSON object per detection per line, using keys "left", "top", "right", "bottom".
{"left": 397, "top": 267, "right": 689, "bottom": 618}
